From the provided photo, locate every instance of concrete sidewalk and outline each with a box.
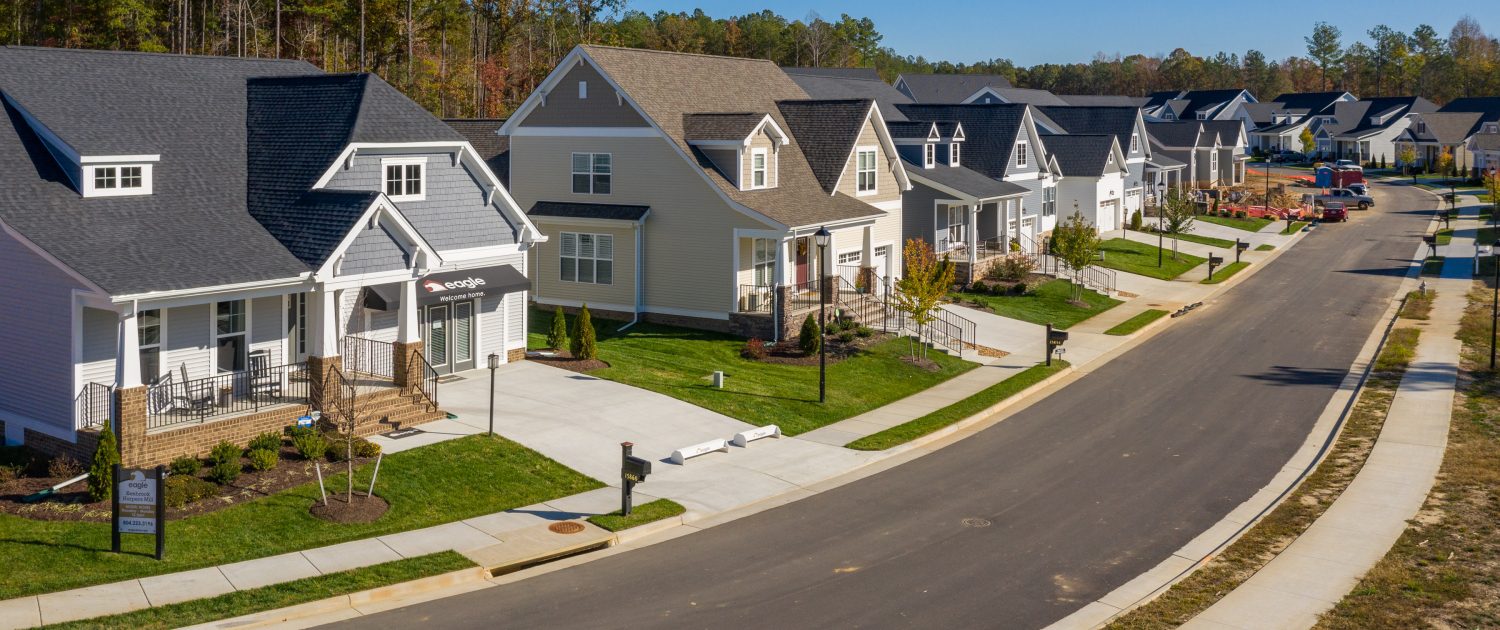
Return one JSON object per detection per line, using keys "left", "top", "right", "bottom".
{"left": 1181, "top": 203, "right": 1472, "bottom": 629}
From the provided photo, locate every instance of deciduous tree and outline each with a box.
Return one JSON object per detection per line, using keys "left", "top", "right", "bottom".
{"left": 892, "top": 239, "right": 954, "bottom": 361}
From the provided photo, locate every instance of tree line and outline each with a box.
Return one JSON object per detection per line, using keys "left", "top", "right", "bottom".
{"left": 2, "top": 3, "right": 1496, "bottom": 119}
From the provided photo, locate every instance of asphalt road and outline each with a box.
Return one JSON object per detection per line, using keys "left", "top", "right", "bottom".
{"left": 333, "top": 182, "right": 1435, "bottom": 629}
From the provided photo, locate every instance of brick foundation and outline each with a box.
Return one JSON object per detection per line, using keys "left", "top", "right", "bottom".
{"left": 393, "top": 341, "right": 423, "bottom": 388}
{"left": 306, "top": 355, "right": 343, "bottom": 412}
{"left": 22, "top": 427, "right": 101, "bottom": 464}
{"left": 507, "top": 347, "right": 526, "bottom": 363}
{"left": 117, "top": 386, "right": 149, "bottom": 466}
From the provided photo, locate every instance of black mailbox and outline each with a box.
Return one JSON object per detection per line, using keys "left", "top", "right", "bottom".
{"left": 1208, "top": 254, "right": 1224, "bottom": 265}
{"left": 1422, "top": 234, "right": 1437, "bottom": 245}
{"left": 1047, "top": 329, "right": 1069, "bottom": 347}
{"left": 1236, "top": 241, "right": 1250, "bottom": 252}
{"left": 622, "top": 456, "right": 652, "bottom": 483}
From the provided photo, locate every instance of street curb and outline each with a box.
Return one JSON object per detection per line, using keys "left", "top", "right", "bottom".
{"left": 177, "top": 566, "right": 489, "bottom": 630}
{"left": 1046, "top": 185, "right": 1437, "bottom": 630}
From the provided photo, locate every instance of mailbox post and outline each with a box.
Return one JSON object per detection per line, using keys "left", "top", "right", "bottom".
{"left": 1207, "top": 254, "right": 1224, "bottom": 281}
{"left": 1422, "top": 234, "right": 1438, "bottom": 259}
{"left": 1045, "top": 324, "right": 1069, "bottom": 366}
{"left": 620, "top": 442, "right": 651, "bottom": 517}
{"left": 1235, "top": 239, "right": 1249, "bottom": 264}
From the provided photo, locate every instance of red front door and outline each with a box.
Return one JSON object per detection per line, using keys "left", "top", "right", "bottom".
{"left": 794, "top": 237, "right": 809, "bottom": 285}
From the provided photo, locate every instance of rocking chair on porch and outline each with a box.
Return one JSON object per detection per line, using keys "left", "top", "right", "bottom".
{"left": 172, "top": 364, "right": 215, "bottom": 420}
{"left": 247, "top": 351, "right": 282, "bottom": 400}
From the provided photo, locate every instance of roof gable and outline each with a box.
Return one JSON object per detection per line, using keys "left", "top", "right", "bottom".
{"left": 895, "top": 103, "right": 1029, "bottom": 179}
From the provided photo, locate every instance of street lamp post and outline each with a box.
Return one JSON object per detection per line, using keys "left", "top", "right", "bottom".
{"left": 1156, "top": 181, "right": 1166, "bottom": 267}
{"left": 1491, "top": 239, "right": 1499, "bottom": 370}
{"left": 486, "top": 353, "right": 499, "bottom": 436}
{"left": 814, "top": 226, "right": 831, "bottom": 403}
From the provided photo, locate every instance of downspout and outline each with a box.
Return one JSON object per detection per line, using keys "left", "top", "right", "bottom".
{"left": 618, "top": 210, "right": 649, "bottom": 331}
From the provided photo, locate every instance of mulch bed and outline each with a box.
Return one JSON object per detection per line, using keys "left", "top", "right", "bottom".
{"left": 745, "top": 331, "right": 889, "bottom": 366}
{"left": 528, "top": 349, "right": 610, "bottom": 373}
{"left": 0, "top": 445, "right": 375, "bottom": 523}
{"left": 309, "top": 493, "right": 389, "bottom": 523}
{"left": 901, "top": 355, "right": 944, "bottom": 372}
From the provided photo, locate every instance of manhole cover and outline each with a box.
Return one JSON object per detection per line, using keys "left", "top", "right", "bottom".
{"left": 549, "top": 521, "right": 586, "bottom": 535}
{"left": 961, "top": 517, "right": 992, "bottom": 528}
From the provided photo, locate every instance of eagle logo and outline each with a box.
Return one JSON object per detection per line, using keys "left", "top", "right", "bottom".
{"left": 423, "top": 280, "right": 447, "bottom": 293}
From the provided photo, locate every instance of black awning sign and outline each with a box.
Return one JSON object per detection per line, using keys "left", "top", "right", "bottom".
{"left": 417, "top": 264, "right": 529, "bottom": 306}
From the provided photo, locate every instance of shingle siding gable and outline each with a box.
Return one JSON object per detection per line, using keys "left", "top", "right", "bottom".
{"left": 324, "top": 152, "right": 517, "bottom": 251}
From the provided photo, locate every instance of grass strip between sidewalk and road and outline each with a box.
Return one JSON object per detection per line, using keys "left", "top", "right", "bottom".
{"left": 1128, "top": 228, "right": 1236, "bottom": 249}
{"left": 1196, "top": 214, "right": 1274, "bottom": 232}
{"left": 845, "top": 361, "right": 1069, "bottom": 451}
{"left": 1399, "top": 289, "right": 1435, "bottom": 320}
{"left": 0, "top": 435, "right": 602, "bottom": 600}
{"left": 586, "top": 499, "right": 686, "bottom": 532}
{"left": 43, "top": 551, "right": 476, "bottom": 630}
{"left": 1105, "top": 324, "right": 1422, "bottom": 629}
{"left": 1316, "top": 283, "right": 1500, "bottom": 628}
{"left": 1104, "top": 310, "right": 1169, "bottom": 336}
{"left": 1255, "top": 243, "right": 1275, "bottom": 251}
{"left": 1201, "top": 261, "right": 1249, "bottom": 284}
{"left": 1281, "top": 221, "right": 1309, "bottom": 235}
{"left": 1096, "top": 238, "right": 1206, "bottom": 281}
{"left": 1422, "top": 256, "right": 1446, "bottom": 276}
{"left": 950, "top": 279, "right": 1121, "bottom": 329}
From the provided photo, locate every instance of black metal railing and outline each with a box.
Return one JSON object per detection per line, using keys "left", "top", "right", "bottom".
{"left": 405, "top": 350, "right": 440, "bottom": 412}
{"left": 312, "top": 364, "right": 358, "bottom": 431}
{"left": 887, "top": 301, "right": 977, "bottom": 356}
{"left": 74, "top": 381, "right": 113, "bottom": 430}
{"left": 146, "top": 362, "right": 310, "bottom": 430}
{"left": 341, "top": 335, "right": 396, "bottom": 381}
{"left": 737, "top": 284, "right": 775, "bottom": 314}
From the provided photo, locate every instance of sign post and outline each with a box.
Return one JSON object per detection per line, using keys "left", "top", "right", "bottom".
{"left": 112, "top": 465, "right": 165, "bottom": 560}
{"left": 620, "top": 442, "right": 652, "bottom": 516}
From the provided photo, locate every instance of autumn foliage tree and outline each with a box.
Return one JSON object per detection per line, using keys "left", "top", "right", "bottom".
{"left": 892, "top": 238, "right": 954, "bottom": 361}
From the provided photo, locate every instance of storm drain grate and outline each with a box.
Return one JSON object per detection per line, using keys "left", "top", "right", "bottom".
{"left": 961, "top": 517, "right": 992, "bottom": 528}
{"left": 549, "top": 521, "right": 586, "bottom": 535}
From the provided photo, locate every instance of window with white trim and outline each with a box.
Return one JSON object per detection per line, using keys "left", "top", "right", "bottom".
{"left": 215, "top": 300, "right": 247, "bottom": 373}
{"left": 838, "top": 251, "right": 862, "bottom": 265}
{"left": 139, "top": 309, "right": 162, "bottom": 384}
{"left": 750, "top": 148, "right": 769, "bottom": 189}
{"left": 571, "top": 153, "right": 611, "bottom": 194}
{"left": 950, "top": 143, "right": 960, "bottom": 166}
{"left": 752, "top": 238, "right": 777, "bottom": 286}
{"left": 1130, "top": 132, "right": 1139, "bottom": 153}
{"left": 382, "top": 158, "right": 425, "bottom": 200}
{"left": 924, "top": 143, "right": 935, "bottom": 168}
{"left": 856, "top": 148, "right": 877, "bottom": 193}
{"left": 85, "top": 164, "right": 150, "bottom": 197}
{"left": 578, "top": 81, "right": 588, "bottom": 99}
{"left": 874, "top": 245, "right": 891, "bottom": 261}
{"left": 560, "top": 232, "right": 613, "bottom": 284}
{"left": 1043, "top": 186, "right": 1056, "bottom": 216}
{"left": 1015, "top": 142, "right": 1028, "bottom": 167}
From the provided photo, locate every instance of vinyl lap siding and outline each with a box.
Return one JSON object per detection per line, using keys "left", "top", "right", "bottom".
{"left": 79, "top": 308, "right": 117, "bottom": 387}
{"left": 324, "top": 152, "right": 517, "bottom": 252}
{"left": 478, "top": 295, "right": 507, "bottom": 360}
{"left": 530, "top": 219, "right": 636, "bottom": 310}
{"left": 163, "top": 304, "right": 211, "bottom": 384}
{"left": 0, "top": 232, "right": 86, "bottom": 430}
{"left": 835, "top": 118, "right": 901, "bottom": 205}
{"left": 249, "top": 297, "right": 284, "bottom": 366}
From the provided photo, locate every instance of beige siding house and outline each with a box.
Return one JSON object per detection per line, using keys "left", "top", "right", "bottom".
{"left": 501, "top": 46, "right": 910, "bottom": 339}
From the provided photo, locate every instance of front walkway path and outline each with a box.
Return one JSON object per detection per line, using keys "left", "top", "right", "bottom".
{"left": 1182, "top": 202, "right": 1472, "bottom": 629}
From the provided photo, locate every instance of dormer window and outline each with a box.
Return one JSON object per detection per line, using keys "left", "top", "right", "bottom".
{"left": 924, "top": 143, "right": 935, "bottom": 168}
{"left": 950, "top": 143, "right": 961, "bottom": 166}
{"left": 83, "top": 163, "right": 152, "bottom": 197}
{"left": 382, "top": 157, "right": 426, "bottom": 201}
{"left": 749, "top": 148, "right": 770, "bottom": 189}
{"left": 1196, "top": 111, "right": 1209, "bottom": 120}
{"left": 1129, "top": 133, "right": 1139, "bottom": 153}
{"left": 1163, "top": 112, "right": 1176, "bottom": 121}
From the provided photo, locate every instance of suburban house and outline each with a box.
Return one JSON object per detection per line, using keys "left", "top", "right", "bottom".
{"left": 1313, "top": 96, "right": 1437, "bottom": 165}
{"left": 1147, "top": 121, "right": 1225, "bottom": 188}
{"left": 1034, "top": 106, "right": 1154, "bottom": 220}
{"left": 1055, "top": 95, "right": 1150, "bottom": 107}
{"left": 499, "top": 46, "right": 910, "bottom": 341}
{"left": 1394, "top": 98, "right": 1500, "bottom": 170}
{"left": 784, "top": 66, "right": 914, "bottom": 122}
{"left": 1245, "top": 91, "right": 1355, "bottom": 152}
{"left": 1041, "top": 135, "right": 1129, "bottom": 232}
{"left": 1469, "top": 127, "right": 1500, "bottom": 173}
{"left": 894, "top": 73, "right": 1016, "bottom": 104}
{"left": 0, "top": 47, "right": 537, "bottom": 465}
{"left": 1143, "top": 89, "right": 1256, "bottom": 123}
{"left": 1200, "top": 120, "right": 1250, "bottom": 185}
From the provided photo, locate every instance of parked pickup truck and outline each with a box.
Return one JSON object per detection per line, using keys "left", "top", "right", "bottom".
{"left": 1313, "top": 188, "right": 1375, "bottom": 210}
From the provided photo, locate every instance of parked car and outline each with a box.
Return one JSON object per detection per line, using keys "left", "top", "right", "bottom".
{"left": 1313, "top": 188, "right": 1375, "bottom": 210}
{"left": 1346, "top": 183, "right": 1369, "bottom": 196}
{"left": 1322, "top": 202, "right": 1348, "bottom": 222}
{"left": 1271, "top": 150, "right": 1307, "bottom": 163}
{"left": 1333, "top": 159, "right": 1363, "bottom": 171}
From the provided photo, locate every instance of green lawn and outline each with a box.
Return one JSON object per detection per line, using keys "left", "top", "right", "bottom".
{"left": 1202, "top": 261, "right": 1250, "bottom": 284}
{"left": 1435, "top": 228, "right": 1453, "bottom": 245}
{"left": 0, "top": 435, "right": 600, "bottom": 600}
{"left": 48, "top": 552, "right": 475, "bottom": 630}
{"left": 1196, "top": 214, "right": 1274, "bottom": 232}
{"left": 1421, "top": 256, "right": 1446, "bottom": 276}
{"left": 1256, "top": 243, "right": 1275, "bottom": 251}
{"left": 528, "top": 310, "right": 976, "bottom": 436}
{"left": 1104, "top": 309, "right": 1170, "bottom": 336}
{"left": 846, "top": 362, "right": 1069, "bottom": 451}
{"left": 1281, "top": 221, "right": 1309, "bottom": 235}
{"left": 951, "top": 279, "right": 1120, "bottom": 329}
{"left": 1129, "top": 228, "right": 1236, "bottom": 249}
{"left": 1096, "top": 238, "right": 1206, "bottom": 280}
{"left": 587, "top": 499, "right": 686, "bottom": 532}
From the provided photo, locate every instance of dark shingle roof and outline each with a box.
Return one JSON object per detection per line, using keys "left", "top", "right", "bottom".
{"left": 1145, "top": 121, "right": 1203, "bottom": 148}
{"left": 784, "top": 72, "right": 913, "bottom": 121}
{"left": 776, "top": 99, "right": 875, "bottom": 194}
{"left": 1056, "top": 94, "right": 1149, "bottom": 107}
{"left": 444, "top": 118, "right": 509, "bottom": 187}
{"left": 895, "top": 103, "right": 1029, "bottom": 179}
{"left": 897, "top": 74, "right": 1014, "bottom": 103}
{"left": 904, "top": 160, "right": 1027, "bottom": 199}
{"left": 781, "top": 67, "right": 882, "bottom": 81}
{"left": 683, "top": 113, "right": 767, "bottom": 142}
{"left": 887, "top": 121, "right": 937, "bottom": 140}
{"left": 1325, "top": 97, "right": 1435, "bottom": 138}
{"left": 1044, "top": 135, "right": 1117, "bottom": 177}
{"left": 984, "top": 88, "right": 1069, "bottom": 106}
{"left": 1035, "top": 106, "right": 1140, "bottom": 150}
{"left": 1199, "top": 120, "right": 1245, "bottom": 146}
{"left": 1147, "top": 89, "right": 1249, "bottom": 119}
{"left": 529, "top": 200, "right": 649, "bottom": 221}
{"left": 0, "top": 46, "right": 322, "bottom": 294}
{"left": 1267, "top": 92, "right": 1349, "bottom": 115}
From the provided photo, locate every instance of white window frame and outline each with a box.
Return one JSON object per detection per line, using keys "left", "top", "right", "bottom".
{"left": 139, "top": 308, "right": 164, "bottom": 384}
{"left": 924, "top": 143, "right": 935, "bottom": 168}
{"left": 381, "top": 157, "right": 427, "bottom": 201}
{"left": 83, "top": 164, "right": 152, "bottom": 197}
{"left": 1015, "top": 141, "right": 1028, "bottom": 167}
{"left": 752, "top": 238, "right": 777, "bottom": 286}
{"left": 749, "top": 147, "right": 770, "bottom": 189}
{"left": 213, "top": 299, "right": 249, "bottom": 374}
{"left": 560, "top": 232, "right": 614, "bottom": 285}
{"left": 571, "top": 152, "right": 612, "bottom": 195}
{"left": 837, "top": 250, "right": 862, "bottom": 265}
{"left": 578, "top": 81, "right": 588, "bottom": 99}
{"left": 1130, "top": 132, "right": 1139, "bottom": 153}
{"left": 856, "top": 147, "right": 878, "bottom": 195}
{"left": 950, "top": 143, "right": 960, "bottom": 166}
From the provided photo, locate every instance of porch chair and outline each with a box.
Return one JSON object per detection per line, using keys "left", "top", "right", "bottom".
{"left": 247, "top": 350, "right": 282, "bottom": 400}
{"left": 172, "top": 364, "right": 215, "bottom": 420}
{"left": 147, "top": 371, "right": 176, "bottom": 415}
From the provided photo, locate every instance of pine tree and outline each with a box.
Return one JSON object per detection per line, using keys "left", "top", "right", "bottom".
{"left": 571, "top": 304, "right": 598, "bottom": 360}
{"left": 546, "top": 306, "right": 569, "bottom": 350}
{"left": 799, "top": 313, "right": 822, "bottom": 356}
{"left": 1130, "top": 210, "right": 1143, "bottom": 231}
{"left": 88, "top": 427, "right": 119, "bottom": 503}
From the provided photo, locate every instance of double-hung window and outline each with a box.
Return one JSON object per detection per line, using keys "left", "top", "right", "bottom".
{"left": 1015, "top": 142, "right": 1028, "bottom": 167}
{"left": 750, "top": 149, "right": 768, "bottom": 189}
{"left": 572, "top": 153, "right": 612, "bottom": 194}
{"left": 923, "top": 143, "right": 935, "bottom": 168}
{"left": 560, "top": 233, "right": 613, "bottom": 285}
{"left": 950, "top": 143, "right": 960, "bottom": 166}
{"left": 944, "top": 205, "right": 967, "bottom": 248}
{"left": 753, "top": 238, "right": 777, "bottom": 286}
{"left": 1043, "top": 186, "right": 1057, "bottom": 216}
{"left": 215, "top": 300, "right": 247, "bottom": 373}
{"left": 856, "top": 148, "right": 877, "bottom": 194}
{"left": 382, "top": 158, "right": 425, "bottom": 200}
{"left": 1130, "top": 133, "right": 1139, "bottom": 153}
{"left": 139, "top": 309, "right": 161, "bottom": 384}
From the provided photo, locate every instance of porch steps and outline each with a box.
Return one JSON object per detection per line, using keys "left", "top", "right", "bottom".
{"left": 344, "top": 386, "right": 446, "bottom": 438}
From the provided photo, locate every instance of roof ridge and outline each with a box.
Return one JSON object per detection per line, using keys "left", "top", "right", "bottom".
{"left": 581, "top": 44, "right": 780, "bottom": 65}
{"left": 0, "top": 45, "right": 311, "bottom": 64}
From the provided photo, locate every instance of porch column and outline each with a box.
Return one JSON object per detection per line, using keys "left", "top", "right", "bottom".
{"left": 305, "top": 288, "right": 343, "bottom": 413}
{"left": 393, "top": 280, "right": 423, "bottom": 389}
{"left": 997, "top": 200, "right": 1010, "bottom": 255}
{"left": 114, "top": 309, "right": 147, "bottom": 464}
{"left": 858, "top": 226, "right": 877, "bottom": 291}
{"left": 115, "top": 310, "right": 141, "bottom": 389}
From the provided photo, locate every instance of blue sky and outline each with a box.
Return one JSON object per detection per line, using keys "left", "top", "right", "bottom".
{"left": 621, "top": 1, "right": 1500, "bottom": 66}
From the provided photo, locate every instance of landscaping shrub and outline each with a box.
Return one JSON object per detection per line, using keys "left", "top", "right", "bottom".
{"left": 209, "top": 440, "right": 242, "bottom": 467}
{"left": 163, "top": 475, "right": 217, "bottom": 509}
{"left": 248, "top": 432, "right": 282, "bottom": 453}
{"left": 570, "top": 304, "right": 598, "bottom": 360}
{"left": 246, "top": 448, "right": 279, "bottom": 472}
{"left": 971, "top": 280, "right": 989, "bottom": 294}
{"left": 799, "top": 314, "right": 821, "bottom": 356}
{"left": 741, "top": 338, "right": 768, "bottom": 360}
{"left": 47, "top": 455, "right": 82, "bottom": 479}
{"left": 0, "top": 465, "right": 18, "bottom": 484}
{"left": 546, "top": 305, "right": 568, "bottom": 350}
{"left": 325, "top": 441, "right": 347, "bottom": 462}
{"left": 856, "top": 325, "right": 874, "bottom": 338}
{"left": 991, "top": 254, "right": 1036, "bottom": 282}
{"left": 1130, "top": 210, "right": 1143, "bottom": 231}
{"left": 1234, "top": 210, "right": 1248, "bottom": 219}
{"left": 1380, "top": 155, "right": 1387, "bottom": 169}
{"left": 88, "top": 427, "right": 118, "bottom": 502}
{"left": 169, "top": 455, "right": 201, "bottom": 477}
{"left": 354, "top": 438, "right": 381, "bottom": 458}
{"left": 837, "top": 330, "right": 857, "bottom": 344}
{"left": 207, "top": 460, "right": 240, "bottom": 485}
{"left": 292, "top": 430, "right": 328, "bottom": 461}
